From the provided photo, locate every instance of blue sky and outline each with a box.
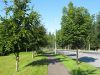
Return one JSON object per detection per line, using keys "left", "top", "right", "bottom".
{"left": 0, "top": 0, "right": 100, "bottom": 33}
{"left": 32, "top": 0, "right": 100, "bottom": 33}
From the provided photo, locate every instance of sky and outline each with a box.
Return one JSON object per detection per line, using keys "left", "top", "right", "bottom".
{"left": 0, "top": 0, "right": 100, "bottom": 33}
{"left": 32, "top": 0, "right": 100, "bottom": 33}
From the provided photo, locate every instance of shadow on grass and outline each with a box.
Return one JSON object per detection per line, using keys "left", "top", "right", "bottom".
{"left": 25, "top": 53, "right": 67, "bottom": 67}
{"left": 25, "top": 58, "right": 48, "bottom": 67}
{"left": 24, "top": 52, "right": 99, "bottom": 75}
{"left": 71, "top": 67, "right": 97, "bottom": 75}
{"left": 34, "top": 51, "right": 59, "bottom": 57}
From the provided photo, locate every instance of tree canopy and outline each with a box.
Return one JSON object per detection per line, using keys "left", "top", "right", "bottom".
{"left": 0, "top": 0, "right": 47, "bottom": 71}
{"left": 57, "top": 2, "right": 93, "bottom": 49}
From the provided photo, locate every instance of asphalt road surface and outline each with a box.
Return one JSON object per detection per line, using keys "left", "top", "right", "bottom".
{"left": 57, "top": 50, "right": 100, "bottom": 68}
{"left": 48, "top": 55, "right": 70, "bottom": 75}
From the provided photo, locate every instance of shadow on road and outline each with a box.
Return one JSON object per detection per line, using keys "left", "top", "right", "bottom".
{"left": 79, "top": 56, "right": 97, "bottom": 62}
{"left": 67, "top": 54, "right": 76, "bottom": 56}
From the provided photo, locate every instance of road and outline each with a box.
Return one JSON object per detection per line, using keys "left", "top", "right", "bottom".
{"left": 57, "top": 50, "right": 100, "bottom": 68}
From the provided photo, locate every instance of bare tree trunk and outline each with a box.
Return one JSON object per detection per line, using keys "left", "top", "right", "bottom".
{"left": 54, "top": 40, "right": 56, "bottom": 54}
{"left": 65, "top": 46, "right": 66, "bottom": 50}
{"left": 68, "top": 45, "right": 69, "bottom": 50}
{"left": 89, "top": 43, "right": 90, "bottom": 50}
{"left": 16, "top": 55, "right": 19, "bottom": 72}
{"left": 16, "top": 44, "right": 20, "bottom": 72}
{"left": 32, "top": 51, "right": 34, "bottom": 59}
{"left": 54, "top": 30, "right": 57, "bottom": 54}
{"left": 26, "top": 48, "right": 27, "bottom": 52}
{"left": 76, "top": 48, "right": 79, "bottom": 65}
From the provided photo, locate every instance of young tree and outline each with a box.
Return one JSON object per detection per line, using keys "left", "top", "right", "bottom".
{"left": 61, "top": 2, "right": 92, "bottom": 64}
{"left": 0, "top": 0, "right": 47, "bottom": 72}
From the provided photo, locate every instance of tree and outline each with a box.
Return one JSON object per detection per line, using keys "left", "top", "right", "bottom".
{"left": 46, "top": 32, "right": 55, "bottom": 50}
{"left": 27, "top": 11, "right": 47, "bottom": 58}
{"left": 1, "top": 0, "right": 32, "bottom": 72}
{"left": 0, "top": 0, "right": 47, "bottom": 72}
{"left": 56, "top": 30, "right": 65, "bottom": 48}
{"left": 84, "top": 15, "right": 94, "bottom": 50}
{"left": 94, "top": 12, "right": 100, "bottom": 49}
{"left": 61, "top": 2, "right": 92, "bottom": 64}
{"left": 88, "top": 20, "right": 98, "bottom": 50}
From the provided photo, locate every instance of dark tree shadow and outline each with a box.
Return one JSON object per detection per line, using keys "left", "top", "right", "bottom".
{"left": 25, "top": 58, "right": 48, "bottom": 67}
{"left": 79, "top": 56, "right": 97, "bottom": 62}
{"left": 25, "top": 53, "right": 67, "bottom": 67}
{"left": 67, "top": 54, "right": 76, "bottom": 56}
{"left": 71, "top": 67, "right": 97, "bottom": 75}
{"left": 37, "top": 52, "right": 60, "bottom": 57}
{"left": 24, "top": 52, "right": 99, "bottom": 75}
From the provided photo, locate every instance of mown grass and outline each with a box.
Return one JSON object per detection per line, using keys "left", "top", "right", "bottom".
{"left": 56, "top": 55, "right": 100, "bottom": 75}
{"left": 0, "top": 52, "right": 48, "bottom": 75}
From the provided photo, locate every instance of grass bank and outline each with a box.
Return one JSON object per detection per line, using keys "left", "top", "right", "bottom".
{"left": 0, "top": 52, "right": 48, "bottom": 75}
{"left": 56, "top": 55, "right": 100, "bottom": 75}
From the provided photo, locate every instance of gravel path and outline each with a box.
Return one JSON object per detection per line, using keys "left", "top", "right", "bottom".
{"left": 48, "top": 55, "right": 70, "bottom": 75}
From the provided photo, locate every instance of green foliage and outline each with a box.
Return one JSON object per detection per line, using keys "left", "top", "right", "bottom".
{"left": 92, "top": 12, "right": 100, "bottom": 49}
{"left": 60, "top": 2, "right": 92, "bottom": 49}
{"left": 56, "top": 30, "right": 64, "bottom": 48}
{"left": 46, "top": 32, "right": 55, "bottom": 49}
{"left": 0, "top": 0, "right": 47, "bottom": 55}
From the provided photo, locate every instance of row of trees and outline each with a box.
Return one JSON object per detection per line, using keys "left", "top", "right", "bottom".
{"left": 1, "top": 0, "right": 100, "bottom": 72}
{"left": 56, "top": 2, "right": 100, "bottom": 64}
{"left": 0, "top": 0, "right": 48, "bottom": 72}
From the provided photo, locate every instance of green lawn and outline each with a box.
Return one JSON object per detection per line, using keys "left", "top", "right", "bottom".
{"left": 1, "top": 52, "right": 100, "bottom": 75}
{"left": 56, "top": 55, "right": 100, "bottom": 75}
{"left": 0, "top": 52, "right": 48, "bottom": 75}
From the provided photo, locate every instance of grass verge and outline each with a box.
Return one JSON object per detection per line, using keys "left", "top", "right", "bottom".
{"left": 56, "top": 55, "right": 100, "bottom": 75}
{"left": 0, "top": 52, "right": 48, "bottom": 75}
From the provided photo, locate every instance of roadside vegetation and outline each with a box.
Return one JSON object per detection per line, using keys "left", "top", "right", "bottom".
{"left": 0, "top": 52, "right": 48, "bottom": 75}
{"left": 56, "top": 55, "right": 100, "bottom": 75}
{"left": 0, "top": 0, "right": 100, "bottom": 75}
{"left": 56, "top": 2, "right": 100, "bottom": 65}
{"left": 0, "top": 0, "right": 48, "bottom": 72}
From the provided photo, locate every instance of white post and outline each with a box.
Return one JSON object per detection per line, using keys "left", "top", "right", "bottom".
{"left": 54, "top": 30, "right": 57, "bottom": 54}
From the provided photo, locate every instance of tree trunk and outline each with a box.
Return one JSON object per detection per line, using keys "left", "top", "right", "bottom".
{"left": 54, "top": 41, "right": 56, "bottom": 54}
{"left": 32, "top": 51, "right": 34, "bottom": 58}
{"left": 54, "top": 30, "right": 56, "bottom": 54}
{"left": 16, "top": 54, "right": 19, "bottom": 72}
{"left": 76, "top": 48, "right": 79, "bottom": 65}
{"left": 15, "top": 44, "right": 20, "bottom": 72}
{"left": 65, "top": 46, "right": 66, "bottom": 50}
{"left": 89, "top": 43, "right": 90, "bottom": 50}
{"left": 26, "top": 48, "right": 27, "bottom": 52}
{"left": 68, "top": 45, "right": 69, "bottom": 50}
